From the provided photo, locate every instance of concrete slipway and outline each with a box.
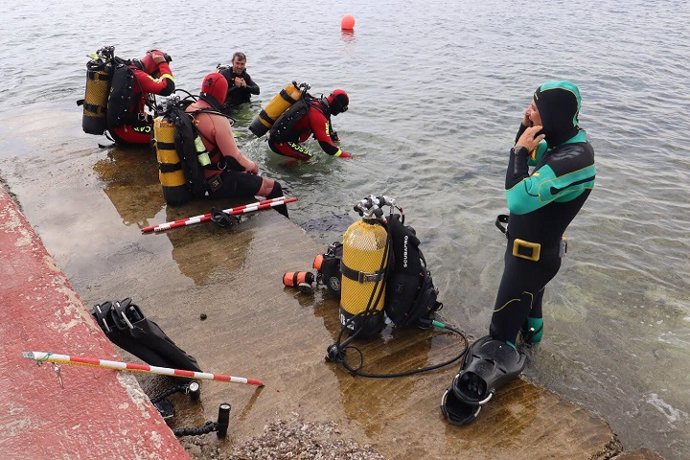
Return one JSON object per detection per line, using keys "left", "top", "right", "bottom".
{"left": 0, "top": 110, "right": 663, "bottom": 459}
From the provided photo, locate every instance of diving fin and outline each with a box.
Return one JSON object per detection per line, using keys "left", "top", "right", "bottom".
{"left": 452, "top": 335, "right": 526, "bottom": 405}
{"left": 440, "top": 387, "right": 482, "bottom": 426}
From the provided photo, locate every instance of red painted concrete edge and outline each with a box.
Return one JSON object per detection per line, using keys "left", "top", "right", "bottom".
{"left": 0, "top": 184, "right": 189, "bottom": 460}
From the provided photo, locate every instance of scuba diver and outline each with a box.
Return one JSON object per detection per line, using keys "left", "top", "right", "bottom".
{"left": 107, "top": 49, "right": 175, "bottom": 146}
{"left": 185, "top": 73, "right": 289, "bottom": 217}
{"left": 442, "top": 81, "right": 596, "bottom": 425}
{"left": 217, "top": 51, "right": 260, "bottom": 113}
{"left": 267, "top": 89, "right": 352, "bottom": 161}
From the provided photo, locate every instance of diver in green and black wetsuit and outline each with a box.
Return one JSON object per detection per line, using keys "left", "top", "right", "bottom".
{"left": 442, "top": 81, "right": 596, "bottom": 425}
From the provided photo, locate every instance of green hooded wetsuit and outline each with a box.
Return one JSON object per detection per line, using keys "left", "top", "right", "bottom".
{"left": 489, "top": 81, "right": 596, "bottom": 344}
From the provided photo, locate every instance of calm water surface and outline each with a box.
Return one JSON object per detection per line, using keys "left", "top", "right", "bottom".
{"left": 1, "top": 1, "right": 689, "bottom": 458}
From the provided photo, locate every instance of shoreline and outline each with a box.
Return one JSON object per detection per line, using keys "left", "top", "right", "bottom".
{"left": 0, "top": 178, "right": 664, "bottom": 459}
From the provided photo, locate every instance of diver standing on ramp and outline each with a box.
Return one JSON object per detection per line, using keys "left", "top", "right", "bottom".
{"left": 442, "top": 81, "right": 596, "bottom": 425}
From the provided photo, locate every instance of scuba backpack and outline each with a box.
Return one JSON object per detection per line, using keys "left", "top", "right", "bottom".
{"left": 384, "top": 213, "right": 443, "bottom": 327}
{"left": 106, "top": 62, "right": 140, "bottom": 131}
{"left": 249, "top": 81, "right": 310, "bottom": 137}
{"left": 317, "top": 196, "right": 466, "bottom": 379}
{"left": 283, "top": 196, "right": 443, "bottom": 334}
{"left": 267, "top": 93, "right": 317, "bottom": 143}
{"left": 153, "top": 95, "right": 211, "bottom": 206}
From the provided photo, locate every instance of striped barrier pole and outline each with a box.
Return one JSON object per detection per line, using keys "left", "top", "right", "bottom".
{"left": 142, "top": 196, "right": 297, "bottom": 234}
{"left": 22, "top": 351, "right": 264, "bottom": 387}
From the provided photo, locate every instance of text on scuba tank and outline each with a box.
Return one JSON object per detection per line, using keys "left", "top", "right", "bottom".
{"left": 403, "top": 235, "right": 409, "bottom": 268}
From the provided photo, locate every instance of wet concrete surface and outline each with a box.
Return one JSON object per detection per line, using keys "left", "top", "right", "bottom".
{"left": 0, "top": 110, "right": 658, "bottom": 459}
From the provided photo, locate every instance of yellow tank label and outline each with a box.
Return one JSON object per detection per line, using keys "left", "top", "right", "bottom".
{"left": 159, "top": 170, "right": 186, "bottom": 187}
{"left": 156, "top": 148, "right": 180, "bottom": 164}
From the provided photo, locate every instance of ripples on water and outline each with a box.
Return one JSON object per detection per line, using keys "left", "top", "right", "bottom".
{"left": 1, "top": 0, "right": 689, "bottom": 458}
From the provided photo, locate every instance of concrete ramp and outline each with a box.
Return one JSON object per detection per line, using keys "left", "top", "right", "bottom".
{"left": 136, "top": 209, "right": 620, "bottom": 459}
{"left": 0, "top": 185, "right": 189, "bottom": 460}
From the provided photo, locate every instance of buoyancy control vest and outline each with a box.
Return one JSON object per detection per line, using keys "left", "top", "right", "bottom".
{"left": 384, "top": 213, "right": 442, "bottom": 327}
{"left": 153, "top": 96, "right": 212, "bottom": 205}
{"left": 268, "top": 94, "right": 319, "bottom": 143}
{"left": 249, "top": 81, "right": 310, "bottom": 137}
{"left": 107, "top": 63, "right": 139, "bottom": 130}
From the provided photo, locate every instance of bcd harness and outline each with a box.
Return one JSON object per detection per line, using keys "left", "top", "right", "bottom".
{"left": 269, "top": 93, "right": 321, "bottom": 143}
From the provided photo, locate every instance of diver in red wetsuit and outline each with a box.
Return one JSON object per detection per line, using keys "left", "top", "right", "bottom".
{"left": 107, "top": 49, "right": 175, "bottom": 146}
{"left": 267, "top": 89, "right": 352, "bottom": 161}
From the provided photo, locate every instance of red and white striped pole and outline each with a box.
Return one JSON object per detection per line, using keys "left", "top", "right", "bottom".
{"left": 23, "top": 351, "right": 264, "bottom": 387}
{"left": 142, "top": 196, "right": 297, "bottom": 234}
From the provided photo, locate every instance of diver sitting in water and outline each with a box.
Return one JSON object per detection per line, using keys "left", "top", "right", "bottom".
{"left": 185, "top": 73, "right": 288, "bottom": 218}
{"left": 442, "top": 81, "right": 596, "bottom": 425}
{"left": 217, "top": 51, "right": 260, "bottom": 114}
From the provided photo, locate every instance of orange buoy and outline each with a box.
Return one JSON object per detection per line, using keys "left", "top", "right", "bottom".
{"left": 341, "top": 14, "right": 355, "bottom": 31}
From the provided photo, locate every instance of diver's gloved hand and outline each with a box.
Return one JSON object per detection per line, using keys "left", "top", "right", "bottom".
{"left": 336, "top": 151, "right": 352, "bottom": 159}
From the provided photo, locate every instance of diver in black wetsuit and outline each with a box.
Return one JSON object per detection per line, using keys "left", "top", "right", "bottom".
{"left": 442, "top": 81, "right": 596, "bottom": 425}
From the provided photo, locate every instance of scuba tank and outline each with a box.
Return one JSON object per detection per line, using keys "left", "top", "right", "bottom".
{"left": 153, "top": 114, "right": 191, "bottom": 205}
{"left": 153, "top": 94, "right": 212, "bottom": 206}
{"left": 249, "top": 82, "right": 310, "bottom": 137}
{"left": 339, "top": 197, "right": 391, "bottom": 338}
{"left": 79, "top": 46, "right": 115, "bottom": 135}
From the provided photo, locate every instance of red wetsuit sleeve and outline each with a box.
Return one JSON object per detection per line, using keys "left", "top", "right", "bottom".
{"left": 134, "top": 63, "right": 175, "bottom": 96}
{"left": 308, "top": 108, "right": 341, "bottom": 155}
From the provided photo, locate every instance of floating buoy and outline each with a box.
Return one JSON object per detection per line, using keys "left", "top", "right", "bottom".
{"left": 341, "top": 14, "right": 355, "bottom": 31}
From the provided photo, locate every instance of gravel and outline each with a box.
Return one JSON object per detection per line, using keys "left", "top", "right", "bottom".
{"left": 179, "top": 412, "right": 386, "bottom": 460}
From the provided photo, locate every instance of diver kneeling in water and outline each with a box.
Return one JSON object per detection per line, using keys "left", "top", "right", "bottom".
{"left": 442, "top": 81, "right": 596, "bottom": 425}
{"left": 186, "top": 73, "right": 288, "bottom": 217}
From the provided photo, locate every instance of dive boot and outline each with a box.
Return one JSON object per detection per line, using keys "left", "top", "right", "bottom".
{"left": 451, "top": 335, "right": 526, "bottom": 405}
{"left": 521, "top": 317, "right": 544, "bottom": 345}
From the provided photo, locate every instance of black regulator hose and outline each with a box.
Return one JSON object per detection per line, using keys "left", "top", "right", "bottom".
{"left": 333, "top": 320, "right": 469, "bottom": 379}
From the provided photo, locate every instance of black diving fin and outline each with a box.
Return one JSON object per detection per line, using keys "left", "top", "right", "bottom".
{"left": 441, "top": 335, "right": 526, "bottom": 425}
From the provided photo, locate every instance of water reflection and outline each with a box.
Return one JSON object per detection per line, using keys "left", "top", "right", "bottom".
{"left": 93, "top": 147, "right": 254, "bottom": 286}
{"left": 92, "top": 145, "right": 163, "bottom": 227}
{"left": 341, "top": 30, "right": 356, "bottom": 43}
{"left": 311, "top": 293, "right": 443, "bottom": 436}
{"left": 161, "top": 206, "right": 253, "bottom": 286}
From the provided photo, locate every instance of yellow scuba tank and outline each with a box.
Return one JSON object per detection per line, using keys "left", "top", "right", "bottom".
{"left": 154, "top": 98, "right": 213, "bottom": 206}
{"left": 153, "top": 116, "right": 190, "bottom": 205}
{"left": 249, "top": 82, "right": 309, "bottom": 137}
{"left": 81, "top": 47, "right": 115, "bottom": 135}
{"left": 339, "top": 215, "right": 389, "bottom": 337}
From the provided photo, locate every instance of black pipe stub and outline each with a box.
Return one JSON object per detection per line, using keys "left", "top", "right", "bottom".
{"left": 216, "top": 403, "right": 231, "bottom": 438}
{"left": 187, "top": 381, "right": 201, "bottom": 401}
